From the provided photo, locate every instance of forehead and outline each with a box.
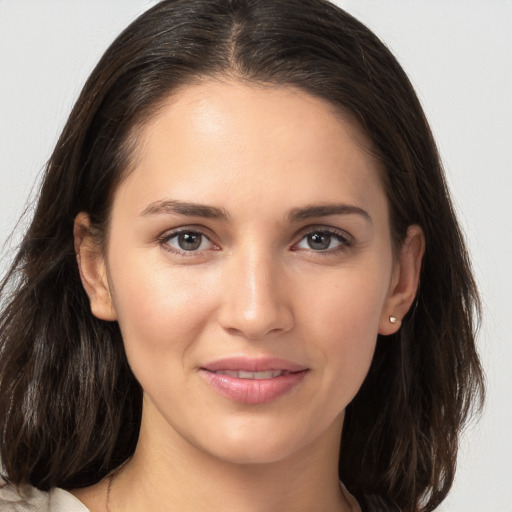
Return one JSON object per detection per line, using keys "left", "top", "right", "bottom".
{"left": 138, "top": 78, "right": 377, "bottom": 160}
{"left": 115, "top": 78, "right": 386, "bottom": 219}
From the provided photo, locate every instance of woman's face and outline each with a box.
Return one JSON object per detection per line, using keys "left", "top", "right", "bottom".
{"left": 80, "top": 79, "right": 415, "bottom": 465}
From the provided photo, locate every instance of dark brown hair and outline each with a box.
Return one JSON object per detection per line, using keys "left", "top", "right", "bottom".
{"left": 0, "top": 1, "right": 484, "bottom": 511}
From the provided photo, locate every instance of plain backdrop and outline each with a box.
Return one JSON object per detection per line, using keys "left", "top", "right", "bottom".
{"left": 1, "top": 1, "right": 511, "bottom": 511}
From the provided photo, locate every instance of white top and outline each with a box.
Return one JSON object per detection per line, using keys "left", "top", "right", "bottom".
{"left": 0, "top": 480, "right": 88, "bottom": 511}
{"left": 0, "top": 479, "right": 361, "bottom": 512}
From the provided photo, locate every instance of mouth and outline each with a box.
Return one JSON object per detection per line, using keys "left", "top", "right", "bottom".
{"left": 199, "top": 357, "right": 309, "bottom": 404}
{"left": 202, "top": 356, "right": 307, "bottom": 374}
{"left": 208, "top": 369, "right": 296, "bottom": 379}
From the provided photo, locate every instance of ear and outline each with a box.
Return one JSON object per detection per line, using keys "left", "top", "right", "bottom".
{"left": 379, "top": 225, "right": 425, "bottom": 335}
{"left": 74, "top": 212, "right": 117, "bottom": 321}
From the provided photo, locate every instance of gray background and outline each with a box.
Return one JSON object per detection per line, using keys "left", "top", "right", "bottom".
{"left": 1, "top": 1, "right": 511, "bottom": 510}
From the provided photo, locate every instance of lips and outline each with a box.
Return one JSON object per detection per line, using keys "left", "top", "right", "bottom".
{"left": 200, "top": 357, "right": 309, "bottom": 404}
{"left": 212, "top": 369, "right": 288, "bottom": 379}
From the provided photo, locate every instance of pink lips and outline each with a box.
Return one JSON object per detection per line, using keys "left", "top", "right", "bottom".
{"left": 200, "top": 357, "right": 309, "bottom": 405}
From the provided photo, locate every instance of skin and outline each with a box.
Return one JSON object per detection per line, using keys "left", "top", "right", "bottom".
{"left": 73, "top": 78, "right": 424, "bottom": 512}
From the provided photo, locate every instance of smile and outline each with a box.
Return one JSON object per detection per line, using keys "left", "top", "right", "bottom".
{"left": 211, "top": 370, "right": 290, "bottom": 379}
{"left": 200, "top": 357, "right": 309, "bottom": 404}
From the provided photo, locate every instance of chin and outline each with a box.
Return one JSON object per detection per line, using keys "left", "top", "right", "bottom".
{"left": 203, "top": 438, "right": 301, "bottom": 466}
{"left": 187, "top": 412, "right": 336, "bottom": 468}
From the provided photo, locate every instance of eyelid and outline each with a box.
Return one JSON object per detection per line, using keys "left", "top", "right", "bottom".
{"left": 157, "top": 226, "right": 219, "bottom": 255}
{"left": 291, "top": 225, "right": 354, "bottom": 252}
{"left": 156, "top": 224, "right": 354, "bottom": 256}
{"left": 295, "top": 224, "right": 353, "bottom": 241}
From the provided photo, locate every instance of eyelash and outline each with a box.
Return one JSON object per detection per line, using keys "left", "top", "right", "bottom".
{"left": 292, "top": 227, "right": 353, "bottom": 255}
{"left": 158, "top": 228, "right": 218, "bottom": 256}
{"left": 157, "top": 226, "right": 354, "bottom": 257}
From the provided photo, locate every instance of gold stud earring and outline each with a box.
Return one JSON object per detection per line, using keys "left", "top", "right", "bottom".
{"left": 389, "top": 315, "right": 398, "bottom": 324}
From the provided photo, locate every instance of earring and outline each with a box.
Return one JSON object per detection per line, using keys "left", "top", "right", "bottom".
{"left": 389, "top": 315, "right": 398, "bottom": 324}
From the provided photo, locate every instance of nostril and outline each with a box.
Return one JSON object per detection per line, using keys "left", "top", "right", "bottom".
{"left": 219, "top": 305, "right": 294, "bottom": 340}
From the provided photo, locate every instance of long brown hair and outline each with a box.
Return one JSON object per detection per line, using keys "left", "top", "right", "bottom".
{"left": 0, "top": 1, "right": 484, "bottom": 510}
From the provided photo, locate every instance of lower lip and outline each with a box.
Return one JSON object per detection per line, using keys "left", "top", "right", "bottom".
{"left": 200, "top": 370, "right": 308, "bottom": 404}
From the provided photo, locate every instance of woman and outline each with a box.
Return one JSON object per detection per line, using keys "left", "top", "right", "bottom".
{"left": 0, "top": 1, "right": 484, "bottom": 511}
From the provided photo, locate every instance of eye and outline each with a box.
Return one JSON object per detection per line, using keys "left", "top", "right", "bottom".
{"left": 160, "top": 230, "right": 216, "bottom": 253}
{"left": 294, "top": 229, "right": 351, "bottom": 252}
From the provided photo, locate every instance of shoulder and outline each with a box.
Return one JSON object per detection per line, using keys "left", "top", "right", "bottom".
{"left": 0, "top": 478, "right": 89, "bottom": 512}
{"left": 0, "top": 479, "right": 50, "bottom": 512}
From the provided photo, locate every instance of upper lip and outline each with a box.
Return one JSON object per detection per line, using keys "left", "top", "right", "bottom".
{"left": 201, "top": 357, "right": 308, "bottom": 373}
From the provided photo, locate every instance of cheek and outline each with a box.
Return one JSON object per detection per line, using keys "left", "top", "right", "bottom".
{"left": 107, "top": 251, "right": 217, "bottom": 369}
{"left": 303, "top": 263, "right": 389, "bottom": 335}
{"left": 300, "top": 265, "right": 390, "bottom": 388}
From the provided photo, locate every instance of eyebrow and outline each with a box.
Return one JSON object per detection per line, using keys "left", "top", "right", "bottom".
{"left": 288, "top": 203, "right": 372, "bottom": 223}
{"left": 140, "top": 200, "right": 229, "bottom": 220}
{"left": 140, "top": 199, "right": 371, "bottom": 224}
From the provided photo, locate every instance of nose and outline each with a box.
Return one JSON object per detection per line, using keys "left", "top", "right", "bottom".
{"left": 217, "top": 248, "right": 295, "bottom": 340}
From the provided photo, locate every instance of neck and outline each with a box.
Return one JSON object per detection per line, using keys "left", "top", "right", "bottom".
{"left": 109, "top": 398, "right": 350, "bottom": 512}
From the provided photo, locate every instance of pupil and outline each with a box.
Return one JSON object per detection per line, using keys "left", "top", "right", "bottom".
{"left": 308, "top": 233, "right": 330, "bottom": 250}
{"left": 178, "top": 232, "right": 201, "bottom": 250}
